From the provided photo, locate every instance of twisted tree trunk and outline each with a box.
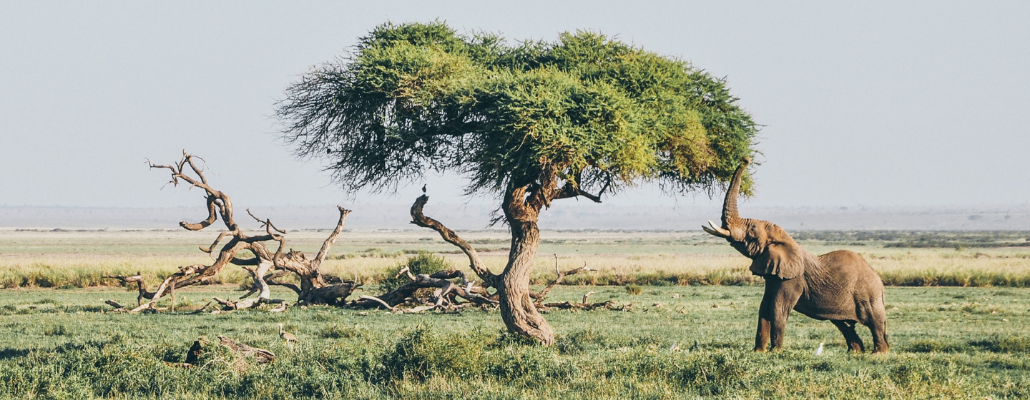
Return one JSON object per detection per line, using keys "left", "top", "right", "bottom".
{"left": 405, "top": 179, "right": 601, "bottom": 344}
{"left": 499, "top": 218, "right": 554, "bottom": 345}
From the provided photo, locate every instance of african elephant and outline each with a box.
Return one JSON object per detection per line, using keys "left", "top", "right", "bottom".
{"left": 702, "top": 158, "right": 889, "bottom": 353}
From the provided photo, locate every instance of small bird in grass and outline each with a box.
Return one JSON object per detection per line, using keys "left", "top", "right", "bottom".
{"left": 815, "top": 342, "right": 824, "bottom": 355}
{"left": 279, "top": 323, "right": 298, "bottom": 343}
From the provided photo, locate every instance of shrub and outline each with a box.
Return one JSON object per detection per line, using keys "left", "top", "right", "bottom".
{"left": 320, "top": 324, "right": 363, "bottom": 339}
{"left": 378, "top": 251, "right": 451, "bottom": 294}
{"left": 625, "top": 285, "right": 642, "bottom": 295}
{"left": 905, "top": 339, "right": 969, "bottom": 353}
{"left": 970, "top": 335, "right": 1030, "bottom": 353}
{"left": 379, "top": 326, "right": 482, "bottom": 381}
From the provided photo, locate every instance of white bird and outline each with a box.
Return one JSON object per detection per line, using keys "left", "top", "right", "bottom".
{"left": 815, "top": 342, "right": 824, "bottom": 355}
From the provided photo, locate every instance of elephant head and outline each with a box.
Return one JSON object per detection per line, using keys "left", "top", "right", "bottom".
{"left": 701, "top": 158, "right": 812, "bottom": 279}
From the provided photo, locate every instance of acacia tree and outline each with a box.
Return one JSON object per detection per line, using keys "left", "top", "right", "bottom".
{"left": 277, "top": 22, "right": 758, "bottom": 344}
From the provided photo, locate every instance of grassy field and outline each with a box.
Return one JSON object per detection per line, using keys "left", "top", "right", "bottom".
{"left": 3, "top": 229, "right": 1030, "bottom": 289}
{"left": 6, "top": 226, "right": 1030, "bottom": 288}
{"left": 1, "top": 285, "right": 1028, "bottom": 399}
{"left": 2, "top": 229, "right": 1030, "bottom": 398}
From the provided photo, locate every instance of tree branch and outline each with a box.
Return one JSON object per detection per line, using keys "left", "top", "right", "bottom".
{"left": 315, "top": 206, "right": 350, "bottom": 264}
{"left": 532, "top": 257, "right": 592, "bottom": 304}
{"left": 409, "top": 195, "right": 495, "bottom": 286}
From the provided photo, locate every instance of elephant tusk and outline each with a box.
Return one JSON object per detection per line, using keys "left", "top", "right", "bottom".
{"left": 702, "top": 220, "right": 731, "bottom": 237}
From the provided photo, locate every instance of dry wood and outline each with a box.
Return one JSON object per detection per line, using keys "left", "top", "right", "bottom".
{"left": 532, "top": 256, "right": 592, "bottom": 305}
{"left": 103, "top": 273, "right": 156, "bottom": 305}
{"left": 217, "top": 335, "right": 276, "bottom": 364}
{"left": 105, "top": 152, "right": 361, "bottom": 313}
{"left": 409, "top": 195, "right": 495, "bottom": 286}
{"left": 104, "top": 299, "right": 127, "bottom": 311}
{"left": 345, "top": 195, "right": 502, "bottom": 313}
{"left": 358, "top": 194, "right": 597, "bottom": 320}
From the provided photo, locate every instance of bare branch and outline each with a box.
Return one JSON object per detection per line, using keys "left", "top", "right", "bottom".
{"left": 217, "top": 335, "right": 275, "bottom": 364}
{"left": 533, "top": 259, "right": 592, "bottom": 304}
{"left": 314, "top": 206, "right": 350, "bottom": 264}
{"left": 358, "top": 295, "right": 397, "bottom": 311}
{"left": 552, "top": 181, "right": 603, "bottom": 203}
{"left": 200, "top": 231, "right": 232, "bottom": 254}
{"left": 409, "top": 195, "right": 494, "bottom": 285}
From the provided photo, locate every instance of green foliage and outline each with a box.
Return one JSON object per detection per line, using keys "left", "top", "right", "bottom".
{"left": 379, "top": 326, "right": 483, "bottom": 381}
{"left": 278, "top": 21, "right": 758, "bottom": 198}
{"left": 378, "top": 251, "right": 451, "bottom": 294}
{"left": 625, "top": 284, "right": 643, "bottom": 295}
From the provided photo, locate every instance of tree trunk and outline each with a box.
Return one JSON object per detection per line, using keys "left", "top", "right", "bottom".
{"left": 498, "top": 219, "right": 555, "bottom": 345}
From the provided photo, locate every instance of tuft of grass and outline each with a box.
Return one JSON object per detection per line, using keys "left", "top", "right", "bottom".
{"left": 970, "top": 336, "right": 1030, "bottom": 353}
{"left": 41, "top": 324, "right": 70, "bottom": 336}
{"left": 319, "top": 324, "right": 364, "bottom": 339}
{"left": 905, "top": 339, "right": 970, "bottom": 353}
{"left": 625, "top": 285, "right": 642, "bottom": 295}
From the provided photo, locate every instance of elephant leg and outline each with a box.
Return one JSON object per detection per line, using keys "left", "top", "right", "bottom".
{"left": 831, "top": 320, "right": 865, "bottom": 352}
{"left": 865, "top": 299, "right": 890, "bottom": 353}
{"left": 769, "top": 294, "right": 798, "bottom": 350}
{"left": 765, "top": 278, "right": 803, "bottom": 351}
{"left": 755, "top": 315, "right": 772, "bottom": 352}
{"left": 754, "top": 281, "right": 778, "bottom": 352}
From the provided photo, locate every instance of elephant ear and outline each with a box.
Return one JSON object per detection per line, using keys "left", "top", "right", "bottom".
{"left": 749, "top": 240, "right": 806, "bottom": 280}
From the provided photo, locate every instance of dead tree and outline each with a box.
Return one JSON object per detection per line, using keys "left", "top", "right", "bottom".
{"left": 252, "top": 207, "right": 360, "bottom": 306}
{"left": 103, "top": 151, "right": 358, "bottom": 313}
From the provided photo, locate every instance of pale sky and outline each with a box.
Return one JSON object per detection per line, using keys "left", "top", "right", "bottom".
{"left": 2, "top": 1, "right": 1028, "bottom": 210}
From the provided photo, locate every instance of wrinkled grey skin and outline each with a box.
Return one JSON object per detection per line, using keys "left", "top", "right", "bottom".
{"left": 702, "top": 158, "right": 889, "bottom": 353}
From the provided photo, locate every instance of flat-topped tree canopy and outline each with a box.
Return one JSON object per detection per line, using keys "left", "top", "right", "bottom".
{"left": 277, "top": 21, "right": 758, "bottom": 198}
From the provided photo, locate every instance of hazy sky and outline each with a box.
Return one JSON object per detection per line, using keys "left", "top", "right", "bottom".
{"left": 2, "top": 1, "right": 1028, "bottom": 210}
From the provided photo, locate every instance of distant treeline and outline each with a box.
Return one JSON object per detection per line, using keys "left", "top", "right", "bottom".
{"left": 791, "top": 231, "right": 1030, "bottom": 249}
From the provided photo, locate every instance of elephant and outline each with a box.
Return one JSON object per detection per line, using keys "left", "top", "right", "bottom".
{"left": 702, "top": 157, "right": 889, "bottom": 353}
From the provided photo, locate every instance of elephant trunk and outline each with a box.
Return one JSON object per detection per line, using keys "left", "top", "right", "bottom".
{"left": 721, "top": 157, "right": 750, "bottom": 228}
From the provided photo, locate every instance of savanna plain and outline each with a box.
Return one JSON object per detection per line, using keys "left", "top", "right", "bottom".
{"left": 2, "top": 229, "right": 1030, "bottom": 399}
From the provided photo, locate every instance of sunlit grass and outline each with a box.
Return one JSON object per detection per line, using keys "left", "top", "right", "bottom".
{"left": 3, "top": 230, "right": 1030, "bottom": 289}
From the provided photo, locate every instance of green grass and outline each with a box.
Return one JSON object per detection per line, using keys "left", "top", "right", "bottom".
{"left": 1, "top": 286, "right": 1029, "bottom": 399}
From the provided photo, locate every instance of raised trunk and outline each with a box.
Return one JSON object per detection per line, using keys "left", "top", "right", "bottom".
{"left": 721, "top": 157, "right": 750, "bottom": 228}
{"left": 498, "top": 218, "right": 555, "bottom": 345}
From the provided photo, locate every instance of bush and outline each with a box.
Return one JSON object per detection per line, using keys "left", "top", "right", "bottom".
{"left": 379, "top": 326, "right": 482, "bottom": 381}
{"left": 378, "top": 251, "right": 451, "bottom": 294}
{"left": 319, "top": 324, "right": 363, "bottom": 339}
{"left": 970, "top": 335, "right": 1030, "bottom": 353}
{"left": 625, "top": 285, "right": 642, "bottom": 295}
{"left": 905, "top": 339, "right": 970, "bottom": 353}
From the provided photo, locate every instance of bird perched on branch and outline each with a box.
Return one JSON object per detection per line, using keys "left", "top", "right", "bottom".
{"left": 278, "top": 323, "right": 298, "bottom": 343}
